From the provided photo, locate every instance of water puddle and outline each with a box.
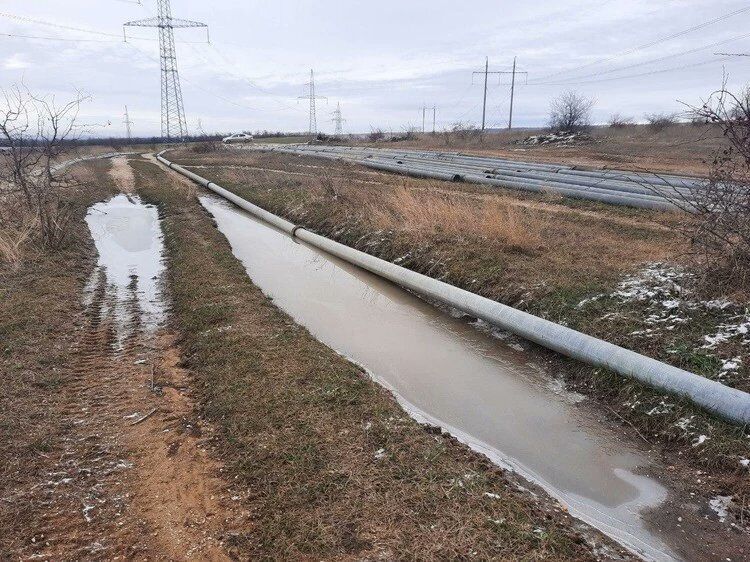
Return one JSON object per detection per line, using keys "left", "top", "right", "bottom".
{"left": 84, "top": 194, "right": 166, "bottom": 347}
{"left": 200, "top": 195, "right": 678, "bottom": 561}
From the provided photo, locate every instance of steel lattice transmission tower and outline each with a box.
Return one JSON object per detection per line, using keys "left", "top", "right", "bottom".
{"left": 298, "top": 69, "right": 326, "bottom": 134}
{"left": 124, "top": 0, "right": 208, "bottom": 139}
{"left": 123, "top": 105, "right": 134, "bottom": 140}
{"left": 330, "top": 102, "right": 346, "bottom": 135}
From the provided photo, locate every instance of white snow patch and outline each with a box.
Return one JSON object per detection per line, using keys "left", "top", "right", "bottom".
{"left": 709, "top": 495, "right": 734, "bottom": 523}
{"left": 692, "top": 434, "right": 709, "bottom": 447}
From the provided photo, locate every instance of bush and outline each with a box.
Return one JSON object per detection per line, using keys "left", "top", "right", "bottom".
{"left": 655, "top": 85, "right": 750, "bottom": 293}
{"left": 368, "top": 128, "right": 385, "bottom": 142}
{"left": 548, "top": 91, "right": 594, "bottom": 131}
{"left": 644, "top": 112, "right": 678, "bottom": 131}
{"left": 191, "top": 141, "right": 221, "bottom": 154}
{"left": 607, "top": 113, "right": 634, "bottom": 128}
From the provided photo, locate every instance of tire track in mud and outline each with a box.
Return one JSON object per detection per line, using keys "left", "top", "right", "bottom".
{"left": 12, "top": 158, "right": 242, "bottom": 560}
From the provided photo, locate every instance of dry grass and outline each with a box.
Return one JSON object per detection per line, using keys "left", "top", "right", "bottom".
{"left": 0, "top": 159, "right": 117, "bottom": 557}
{"left": 0, "top": 209, "right": 35, "bottom": 268}
{"left": 368, "top": 185, "right": 544, "bottom": 253}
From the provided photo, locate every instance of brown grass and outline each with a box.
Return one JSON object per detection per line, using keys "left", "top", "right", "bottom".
{"left": 0, "top": 210, "right": 35, "bottom": 268}
{"left": 0, "top": 159, "right": 117, "bottom": 557}
{"left": 369, "top": 184, "right": 544, "bottom": 252}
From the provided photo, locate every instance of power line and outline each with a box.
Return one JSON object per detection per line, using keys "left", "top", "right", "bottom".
{"left": 0, "top": 11, "right": 123, "bottom": 38}
{"left": 527, "top": 55, "right": 736, "bottom": 87}
{"left": 472, "top": 57, "right": 527, "bottom": 130}
{"left": 531, "top": 31, "right": 750, "bottom": 86}
{"left": 0, "top": 31, "right": 119, "bottom": 43}
{"left": 532, "top": 5, "right": 750, "bottom": 83}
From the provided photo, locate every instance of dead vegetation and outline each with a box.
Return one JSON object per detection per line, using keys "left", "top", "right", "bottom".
{"left": 0, "top": 87, "right": 87, "bottom": 263}
{"left": 368, "top": 185, "right": 545, "bottom": 253}
{"left": 652, "top": 84, "right": 750, "bottom": 296}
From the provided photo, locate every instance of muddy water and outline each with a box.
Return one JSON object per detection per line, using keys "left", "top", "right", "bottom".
{"left": 201, "top": 195, "right": 678, "bottom": 561}
{"left": 85, "top": 194, "right": 166, "bottom": 345}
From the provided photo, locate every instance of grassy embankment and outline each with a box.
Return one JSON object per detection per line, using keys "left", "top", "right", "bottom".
{"left": 130, "top": 157, "right": 614, "bottom": 560}
{"left": 166, "top": 146, "right": 750, "bottom": 515}
{"left": 0, "top": 159, "right": 116, "bottom": 553}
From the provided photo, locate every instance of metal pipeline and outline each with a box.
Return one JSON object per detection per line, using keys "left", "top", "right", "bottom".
{"left": 156, "top": 151, "right": 750, "bottom": 426}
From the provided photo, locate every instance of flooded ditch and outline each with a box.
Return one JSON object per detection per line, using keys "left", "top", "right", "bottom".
{"left": 199, "top": 194, "right": 681, "bottom": 561}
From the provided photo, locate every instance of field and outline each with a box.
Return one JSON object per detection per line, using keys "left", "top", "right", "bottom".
{"left": 165, "top": 140, "right": 750, "bottom": 537}
{"left": 337, "top": 123, "right": 728, "bottom": 177}
{"left": 2, "top": 130, "right": 749, "bottom": 559}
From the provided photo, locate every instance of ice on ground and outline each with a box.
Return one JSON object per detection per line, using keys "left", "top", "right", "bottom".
{"left": 709, "top": 495, "right": 734, "bottom": 523}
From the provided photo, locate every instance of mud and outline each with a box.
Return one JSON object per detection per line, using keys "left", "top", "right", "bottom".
{"left": 11, "top": 191, "right": 240, "bottom": 560}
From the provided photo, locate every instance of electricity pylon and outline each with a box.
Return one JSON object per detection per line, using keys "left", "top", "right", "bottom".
{"left": 124, "top": 0, "right": 209, "bottom": 139}
{"left": 331, "top": 102, "right": 346, "bottom": 135}
{"left": 298, "top": 69, "right": 327, "bottom": 134}
{"left": 123, "top": 105, "right": 134, "bottom": 140}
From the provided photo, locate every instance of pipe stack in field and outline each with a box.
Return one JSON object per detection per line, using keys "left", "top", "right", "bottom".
{"left": 244, "top": 143, "right": 701, "bottom": 211}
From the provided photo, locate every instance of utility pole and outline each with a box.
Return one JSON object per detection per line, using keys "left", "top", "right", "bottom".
{"left": 421, "top": 104, "right": 436, "bottom": 133}
{"left": 508, "top": 57, "right": 516, "bottom": 130}
{"left": 123, "top": 105, "right": 133, "bottom": 140}
{"left": 481, "top": 57, "right": 488, "bottom": 130}
{"left": 330, "top": 102, "right": 346, "bottom": 135}
{"left": 298, "top": 69, "right": 327, "bottom": 134}
{"left": 124, "top": 0, "right": 209, "bottom": 139}
{"left": 472, "top": 57, "right": 528, "bottom": 131}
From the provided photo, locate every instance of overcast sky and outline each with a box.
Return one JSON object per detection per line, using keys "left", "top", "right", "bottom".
{"left": 1, "top": 0, "right": 749, "bottom": 136}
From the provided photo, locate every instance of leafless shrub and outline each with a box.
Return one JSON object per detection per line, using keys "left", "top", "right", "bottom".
{"left": 368, "top": 128, "right": 385, "bottom": 142}
{"left": 0, "top": 86, "right": 86, "bottom": 258}
{"left": 191, "top": 140, "right": 221, "bottom": 154}
{"left": 654, "top": 84, "right": 750, "bottom": 293}
{"left": 644, "top": 112, "right": 678, "bottom": 131}
{"left": 607, "top": 113, "right": 634, "bottom": 128}
{"left": 548, "top": 91, "right": 594, "bottom": 132}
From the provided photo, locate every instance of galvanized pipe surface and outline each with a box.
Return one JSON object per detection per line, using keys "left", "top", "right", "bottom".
{"left": 157, "top": 151, "right": 750, "bottom": 425}
{"left": 249, "top": 144, "right": 697, "bottom": 210}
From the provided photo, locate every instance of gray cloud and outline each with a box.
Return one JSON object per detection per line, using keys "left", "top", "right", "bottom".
{"left": 1, "top": 0, "right": 748, "bottom": 136}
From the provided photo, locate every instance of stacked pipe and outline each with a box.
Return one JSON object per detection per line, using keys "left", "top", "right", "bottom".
{"left": 242, "top": 144, "right": 701, "bottom": 211}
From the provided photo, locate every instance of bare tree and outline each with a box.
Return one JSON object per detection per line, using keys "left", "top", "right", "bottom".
{"left": 0, "top": 86, "right": 86, "bottom": 252}
{"left": 654, "top": 82, "right": 750, "bottom": 292}
{"left": 548, "top": 91, "right": 594, "bottom": 131}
